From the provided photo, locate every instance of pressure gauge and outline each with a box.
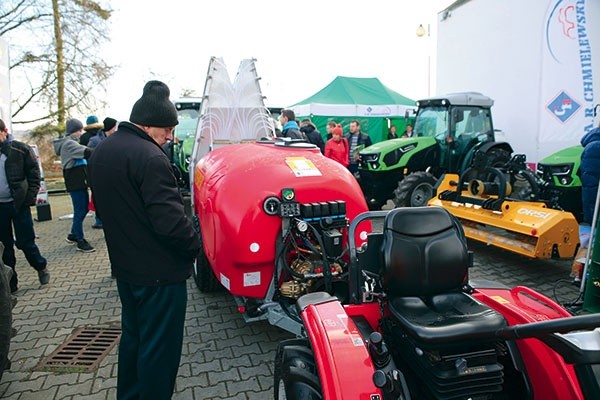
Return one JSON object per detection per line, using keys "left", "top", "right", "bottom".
{"left": 263, "top": 196, "right": 281, "bottom": 216}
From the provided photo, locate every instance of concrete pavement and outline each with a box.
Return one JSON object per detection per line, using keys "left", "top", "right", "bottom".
{"left": 0, "top": 193, "right": 581, "bottom": 399}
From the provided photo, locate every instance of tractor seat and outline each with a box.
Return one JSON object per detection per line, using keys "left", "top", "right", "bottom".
{"left": 382, "top": 207, "right": 506, "bottom": 344}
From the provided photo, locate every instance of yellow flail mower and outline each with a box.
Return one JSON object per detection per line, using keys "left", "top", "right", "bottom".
{"left": 428, "top": 162, "right": 579, "bottom": 259}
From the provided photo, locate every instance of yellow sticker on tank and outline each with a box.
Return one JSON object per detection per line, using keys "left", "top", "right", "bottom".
{"left": 491, "top": 295, "right": 510, "bottom": 304}
{"left": 285, "top": 157, "right": 322, "bottom": 177}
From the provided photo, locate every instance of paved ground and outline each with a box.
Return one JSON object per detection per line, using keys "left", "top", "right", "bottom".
{"left": 0, "top": 194, "right": 582, "bottom": 399}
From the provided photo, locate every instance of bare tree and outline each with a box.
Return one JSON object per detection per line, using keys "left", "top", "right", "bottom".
{"left": 1, "top": 0, "right": 114, "bottom": 128}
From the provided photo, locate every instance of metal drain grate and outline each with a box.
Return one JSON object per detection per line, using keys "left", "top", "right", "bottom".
{"left": 34, "top": 325, "right": 121, "bottom": 372}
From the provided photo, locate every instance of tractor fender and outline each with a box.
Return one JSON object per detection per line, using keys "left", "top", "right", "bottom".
{"left": 298, "top": 293, "right": 383, "bottom": 399}
{"left": 461, "top": 141, "right": 514, "bottom": 173}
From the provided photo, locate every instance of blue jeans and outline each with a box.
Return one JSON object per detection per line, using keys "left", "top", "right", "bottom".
{"left": 116, "top": 280, "right": 187, "bottom": 400}
{"left": 0, "top": 202, "right": 47, "bottom": 288}
{"left": 69, "top": 190, "right": 89, "bottom": 241}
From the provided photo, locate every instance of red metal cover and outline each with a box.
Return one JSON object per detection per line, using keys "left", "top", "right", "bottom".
{"left": 193, "top": 142, "right": 369, "bottom": 298}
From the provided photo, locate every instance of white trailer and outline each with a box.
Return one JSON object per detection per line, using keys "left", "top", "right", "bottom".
{"left": 436, "top": 0, "right": 599, "bottom": 163}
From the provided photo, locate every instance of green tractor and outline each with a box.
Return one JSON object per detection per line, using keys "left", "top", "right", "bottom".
{"left": 165, "top": 98, "right": 202, "bottom": 193}
{"left": 358, "top": 92, "right": 513, "bottom": 210}
{"left": 536, "top": 145, "right": 583, "bottom": 222}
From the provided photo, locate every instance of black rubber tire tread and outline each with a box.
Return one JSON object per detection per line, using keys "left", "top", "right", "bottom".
{"left": 274, "top": 339, "right": 323, "bottom": 400}
{"left": 393, "top": 171, "right": 437, "bottom": 208}
{"left": 0, "top": 259, "right": 13, "bottom": 382}
{"left": 193, "top": 244, "right": 222, "bottom": 293}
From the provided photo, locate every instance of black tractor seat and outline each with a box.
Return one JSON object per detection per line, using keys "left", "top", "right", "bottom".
{"left": 381, "top": 207, "right": 506, "bottom": 344}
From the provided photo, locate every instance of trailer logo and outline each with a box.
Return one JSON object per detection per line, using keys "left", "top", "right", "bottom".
{"left": 546, "top": 91, "right": 580, "bottom": 123}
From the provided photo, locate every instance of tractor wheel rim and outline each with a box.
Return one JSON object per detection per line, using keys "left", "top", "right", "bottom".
{"left": 411, "top": 183, "right": 433, "bottom": 206}
{"left": 277, "top": 380, "right": 287, "bottom": 400}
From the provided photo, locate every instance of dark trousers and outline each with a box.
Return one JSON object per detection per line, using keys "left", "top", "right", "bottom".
{"left": 0, "top": 202, "right": 47, "bottom": 289}
{"left": 116, "top": 280, "right": 187, "bottom": 400}
{"left": 69, "top": 190, "right": 89, "bottom": 241}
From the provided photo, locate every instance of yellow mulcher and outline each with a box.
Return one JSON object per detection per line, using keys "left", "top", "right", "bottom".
{"left": 428, "top": 167, "right": 579, "bottom": 259}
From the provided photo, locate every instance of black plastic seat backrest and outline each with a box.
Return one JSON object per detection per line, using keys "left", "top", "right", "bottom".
{"left": 382, "top": 207, "right": 468, "bottom": 297}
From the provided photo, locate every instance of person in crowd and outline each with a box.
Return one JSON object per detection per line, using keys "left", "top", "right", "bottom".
{"left": 402, "top": 124, "right": 414, "bottom": 138}
{"left": 324, "top": 124, "right": 349, "bottom": 167}
{"left": 580, "top": 122, "right": 600, "bottom": 225}
{"left": 88, "top": 80, "right": 200, "bottom": 400}
{"left": 346, "top": 120, "right": 372, "bottom": 175}
{"left": 571, "top": 122, "right": 600, "bottom": 282}
{"left": 0, "top": 119, "right": 49, "bottom": 292}
{"left": 79, "top": 115, "right": 104, "bottom": 146}
{"left": 325, "top": 120, "right": 337, "bottom": 140}
{"left": 53, "top": 118, "right": 95, "bottom": 253}
{"left": 300, "top": 119, "right": 325, "bottom": 153}
{"left": 88, "top": 117, "right": 118, "bottom": 149}
{"left": 388, "top": 125, "right": 399, "bottom": 139}
{"left": 278, "top": 109, "right": 306, "bottom": 140}
{"left": 88, "top": 117, "right": 118, "bottom": 230}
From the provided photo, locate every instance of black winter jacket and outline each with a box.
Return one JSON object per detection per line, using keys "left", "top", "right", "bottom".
{"left": 88, "top": 122, "right": 200, "bottom": 286}
{"left": 300, "top": 125, "right": 325, "bottom": 153}
{"left": 0, "top": 140, "right": 41, "bottom": 210}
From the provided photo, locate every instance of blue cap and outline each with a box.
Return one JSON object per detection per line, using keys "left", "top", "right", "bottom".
{"left": 86, "top": 115, "right": 99, "bottom": 125}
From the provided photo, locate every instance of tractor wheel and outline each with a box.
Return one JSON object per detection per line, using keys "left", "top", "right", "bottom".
{"left": 274, "top": 339, "right": 323, "bottom": 400}
{"left": 393, "top": 171, "right": 437, "bottom": 208}
{"left": 0, "top": 262, "right": 13, "bottom": 381}
{"left": 192, "top": 239, "right": 222, "bottom": 293}
{"left": 484, "top": 148, "right": 511, "bottom": 168}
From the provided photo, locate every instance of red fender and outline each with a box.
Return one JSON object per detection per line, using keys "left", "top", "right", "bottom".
{"left": 301, "top": 300, "right": 383, "bottom": 400}
{"left": 474, "top": 286, "right": 583, "bottom": 400}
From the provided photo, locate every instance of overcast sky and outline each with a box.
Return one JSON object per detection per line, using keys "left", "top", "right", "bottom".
{"left": 98, "top": 0, "right": 453, "bottom": 121}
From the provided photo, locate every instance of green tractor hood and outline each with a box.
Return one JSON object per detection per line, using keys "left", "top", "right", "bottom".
{"left": 359, "top": 137, "right": 437, "bottom": 172}
{"left": 537, "top": 145, "right": 582, "bottom": 188}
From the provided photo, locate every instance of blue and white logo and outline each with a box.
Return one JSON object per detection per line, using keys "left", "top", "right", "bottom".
{"left": 547, "top": 91, "right": 580, "bottom": 123}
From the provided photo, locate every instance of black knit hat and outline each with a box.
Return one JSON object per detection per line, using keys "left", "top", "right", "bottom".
{"left": 103, "top": 117, "right": 117, "bottom": 131}
{"left": 129, "top": 80, "right": 179, "bottom": 127}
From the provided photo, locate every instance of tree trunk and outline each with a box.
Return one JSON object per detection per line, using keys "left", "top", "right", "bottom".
{"left": 51, "top": 0, "right": 65, "bottom": 128}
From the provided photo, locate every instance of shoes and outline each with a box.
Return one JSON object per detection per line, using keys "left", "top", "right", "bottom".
{"left": 92, "top": 224, "right": 103, "bottom": 229}
{"left": 38, "top": 268, "right": 50, "bottom": 285}
{"left": 66, "top": 234, "right": 78, "bottom": 244}
{"left": 76, "top": 239, "right": 96, "bottom": 253}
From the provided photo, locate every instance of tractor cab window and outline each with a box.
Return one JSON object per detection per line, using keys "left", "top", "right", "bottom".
{"left": 414, "top": 106, "right": 448, "bottom": 140}
{"left": 454, "top": 107, "right": 492, "bottom": 139}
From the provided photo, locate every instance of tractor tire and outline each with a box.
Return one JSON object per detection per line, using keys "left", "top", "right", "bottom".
{"left": 0, "top": 261, "right": 13, "bottom": 382}
{"left": 393, "top": 171, "right": 437, "bottom": 208}
{"left": 484, "top": 148, "right": 512, "bottom": 168}
{"left": 274, "top": 339, "right": 323, "bottom": 400}
{"left": 193, "top": 246, "right": 222, "bottom": 293}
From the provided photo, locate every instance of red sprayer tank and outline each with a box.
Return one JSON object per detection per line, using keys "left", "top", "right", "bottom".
{"left": 193, "top": 141, "right": 369, "bottom": 298}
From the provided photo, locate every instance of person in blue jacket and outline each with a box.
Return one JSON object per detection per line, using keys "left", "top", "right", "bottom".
{"left": 580, "top": 122, "right": 600, "bottom": 224}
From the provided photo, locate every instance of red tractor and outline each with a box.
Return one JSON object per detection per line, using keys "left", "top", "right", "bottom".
{"left": 274, "top": 206, "right": 600, "bottom": 399}
{"left": 191, "top": 139, "right": 370, "bottom": 335}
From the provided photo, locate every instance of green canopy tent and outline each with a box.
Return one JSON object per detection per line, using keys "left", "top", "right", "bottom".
{"left": 289, "top": 76, "right": 416, "bottom": 143}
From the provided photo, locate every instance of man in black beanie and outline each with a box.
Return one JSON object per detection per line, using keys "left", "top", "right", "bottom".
{"left": 88, "top": 80, "right": 200, "bottom": 399}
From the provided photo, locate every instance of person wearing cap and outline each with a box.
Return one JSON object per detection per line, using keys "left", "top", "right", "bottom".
{"left": 324, "top": 124, "right": 350, "bottom": 167}
{"left": 88, "top": 117, "right": 117, "bottom": 149}
{"left": 79, "top": 115, "right": 104, "bottom": 147}
{"left": 0, "top": 118, "right": 49, "bottom": 292}
{"left": 53, "top": 118, "right": 95, "bottom": 253}
{"left": 88, "top": 80, "right": 200, "bottom": 399}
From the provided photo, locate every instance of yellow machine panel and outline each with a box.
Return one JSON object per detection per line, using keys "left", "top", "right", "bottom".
{"left": 429, "top": 174, "right": 579, "bottom": 259}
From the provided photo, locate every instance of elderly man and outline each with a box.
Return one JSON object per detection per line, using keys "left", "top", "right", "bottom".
{"left": 88, "top": 80, "right": 200, "bottom": 400}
